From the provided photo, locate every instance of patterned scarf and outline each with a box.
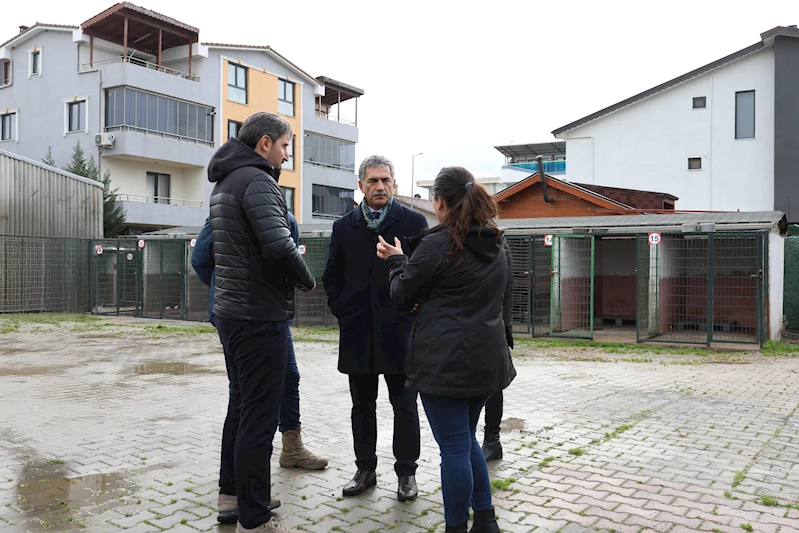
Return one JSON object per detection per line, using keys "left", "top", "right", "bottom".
{"left": 361, "top": 197, "right": 393, "bottom": 232}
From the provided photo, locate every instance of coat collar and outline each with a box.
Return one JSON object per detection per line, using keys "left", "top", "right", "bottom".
{"left": 351, "top": 198, "right": 405, "bottom": 228}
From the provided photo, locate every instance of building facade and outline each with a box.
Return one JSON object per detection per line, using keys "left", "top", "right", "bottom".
{"left": 0, "top": 2, "right": 363, "bottom": 232}
{"left": 552, "top": 26, "right": 799, "bottom": 221}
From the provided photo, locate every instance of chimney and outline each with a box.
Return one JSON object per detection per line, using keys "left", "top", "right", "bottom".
{"left": 19, "top": 25, "right": 29, "bottom": 33}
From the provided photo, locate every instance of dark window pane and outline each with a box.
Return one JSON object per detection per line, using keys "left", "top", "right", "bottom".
{"left": 125, "top": 88, "right": 137, "bottom": 126}
{"left": 177, "top": 102, "right": 188, "bottom": 137}
{"left": 157, "top": 97, "right": 168, "bottom": 132}
{"left": 136, "top": 90, "right": 147, "bottom": 129}
{"left": 735, "top": 91, "right": 755, "bottom": 139}
{"left": 167, "top": 99, "right": 177, "bottom": 134}
{"left": 187, "top": 104, "right": 198, "bottom": 139}
{"left": 147, "top": 94, "right": 158, "bottom": 131}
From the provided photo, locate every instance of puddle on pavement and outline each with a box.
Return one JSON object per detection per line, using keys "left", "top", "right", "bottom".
{"left": 0, "top": 366, "right": 65, "bottom": 377}
{"left": 14, "top": 461, "right": 135, "bottom": 529}
{"left": 134, "top": 361, "right": 223, "bottom": 375}
{"left": 501, "top": 417, "right": 526, "bottom": 433}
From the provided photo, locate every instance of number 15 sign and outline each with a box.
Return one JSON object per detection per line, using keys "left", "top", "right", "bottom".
{"left": 648, "top": 232, "right": 662, "bottom": 245}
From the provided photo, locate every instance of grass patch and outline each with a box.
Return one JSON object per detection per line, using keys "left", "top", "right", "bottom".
{"left": 490, "top": 477, "right": 516, "bottom": 493}
{"left": 761, "top": 341, "right": 799, "bottom": 356}
{"left": 759, "top": 495, "right": 779, "bottom": 506}
{"left": 513, "top": 336, "right": 715, "bottom": 356}
{"left": 740, "top": 524, "right": 753, "bottom": 532}
{"left": 568, "top": 448, "right": 584, "bottom": 456}
{"left": 732, "top": 471, "right": 746, "bottom": 488}
{"left": 143, "top": 324, "right": 216, "bottom": 335}
{"left": 539, "top": 456, "right": 555, "bottom": 468}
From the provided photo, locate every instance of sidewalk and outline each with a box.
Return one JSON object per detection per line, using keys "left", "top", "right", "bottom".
{"left": 1, "top": 316, "right": 798, "bottom": 533}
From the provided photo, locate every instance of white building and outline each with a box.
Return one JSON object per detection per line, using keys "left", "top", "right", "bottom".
{"left": 552, "top": 25, "right": 799, "bottom": 221}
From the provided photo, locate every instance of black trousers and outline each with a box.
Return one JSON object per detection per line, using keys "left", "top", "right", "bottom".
{"left": 217, "top": 318, "right": 287, "bottom": 529}
{"left": 483, "top": 389, "right": 503, "bottom": 437}
{"left": 348, "top": 373, "right": 420, "bottom": 477}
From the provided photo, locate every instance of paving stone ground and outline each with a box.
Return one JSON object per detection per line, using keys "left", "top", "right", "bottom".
{"left": 1, "top": 316, "right": 799, "bottom": 533}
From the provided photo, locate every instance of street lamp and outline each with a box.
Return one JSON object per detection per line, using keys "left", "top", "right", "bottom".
{"left": 411, "top": 152, "right": 423, "bottom": 210}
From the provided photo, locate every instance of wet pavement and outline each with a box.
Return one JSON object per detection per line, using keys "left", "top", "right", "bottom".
{"left": 1, "top": 316, "right": 799, "bottom": 533}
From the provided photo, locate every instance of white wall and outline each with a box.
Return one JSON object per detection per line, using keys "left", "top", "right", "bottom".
{"left": 102, "top": 157, "right": 205, "bottom": 204}
{"left": 561, "top": 49, "right": 775, "bottom": 211}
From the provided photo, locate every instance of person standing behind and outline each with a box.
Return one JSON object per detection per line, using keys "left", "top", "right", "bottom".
{"left": 376, "top": 166, "right": 516, "bottom": 533}
{"left": 209, "top": 111, "right": 315, "bottom": 533}
{"left": 322, "top": 155, "right": 428, "bottom": 501}
{"left": 191, "top": 210, "right": 328, "bottom": 525}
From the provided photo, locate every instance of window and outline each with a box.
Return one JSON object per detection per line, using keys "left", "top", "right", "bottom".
{"left": 692, "top": 96, "right": 706, "bottom": 109}
{"left": 228, "top": 63, "right": 247, "bottom": 104}
{"left": 228, "top": 120, "right": 242, "bottom": 140}
{"left": 146, "top": 172, "right": 171, "bottom": 204}
{"left": 66, "top": 99, "right": 87, "bottom": 133}
{"left": 283, "top": 137, "right": 295, "bottom": 170}
{"left": 688, "top": 158, "right": 702, "bottom": 170}
{"left": 104, "top": 87, "right": 214, "bottom": 144}
{"left": 1, "top": 60, "right": 11, "bottom": 87}
{"left": 304, "top": 133, "right": 356, "bottom": 171}
{"left": 278, "top": 79, "right": 295, "bottom": 116}
{"left": 312, "top": 184, "right": 355, "bottom": 218}
{"left": 29, "top": 49, "right": 41, "bottom": 76}
{"left": 1, "top": 111, "right": 17, "bottom": 141}
{"left": 280, "top": 186, "right": 295, "bottom": 214}
{"left": 735, "top": 90, "right": 755, "bottom": 139}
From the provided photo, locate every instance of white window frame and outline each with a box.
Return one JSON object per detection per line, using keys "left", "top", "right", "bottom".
{"left": 28, "top": 48, "right": 42, "bottom": 77}
{"left": 0, "top": 109, "right": 19, "bottom": 142}
{"left": 63, "top": 96, "right": 89, "bottom": 135}
{"left": 283, "top": 136, "right": 295, "bottom": 170}
{"left": 278, "top": 79, "right": 295, "bottom": 117}
{"left": 0, "top": 60, "right": 12, "bottom": 88}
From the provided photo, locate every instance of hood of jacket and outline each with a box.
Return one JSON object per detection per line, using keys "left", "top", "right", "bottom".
{"left": 207, "top": 137, "right": 280, "bottom": 183}
{"left": 463, "top": 224, "right": 502, "bottom": 263}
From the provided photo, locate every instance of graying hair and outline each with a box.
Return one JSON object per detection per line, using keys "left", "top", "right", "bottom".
{"left": 237, "top": 112, "right": 292, "bottom": 150}
{"left": 358, "top": 155, "right": 395, "bottom": 181}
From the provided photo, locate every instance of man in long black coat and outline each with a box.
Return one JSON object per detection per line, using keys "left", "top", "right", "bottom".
{"left": 323, "top": 155, "right": 428, "bottom": 501}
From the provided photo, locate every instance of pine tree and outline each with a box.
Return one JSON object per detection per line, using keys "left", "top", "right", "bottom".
{"left": 42, "top": 146, "right": 57, "bottom": 167}
{"left": 55, "top": 141, "right": 127, "bottom": 237}
{"left": 63, "top": 140, "right": 89, "bottom": 177}
{"left": 101, "top": 169, "right": 127, "bottom": 238}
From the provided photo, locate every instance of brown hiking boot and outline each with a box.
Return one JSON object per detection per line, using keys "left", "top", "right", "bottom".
{"left": 279, "top": 427, "right": 328, "bottom": 470}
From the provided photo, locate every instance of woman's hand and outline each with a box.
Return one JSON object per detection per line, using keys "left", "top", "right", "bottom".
{"left": 376, "top": 235, "right": 404, "bottom": 260}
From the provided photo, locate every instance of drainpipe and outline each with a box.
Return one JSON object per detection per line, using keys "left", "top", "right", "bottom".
{"left": 538, "top": 155, "right": 555, "bottom": 203}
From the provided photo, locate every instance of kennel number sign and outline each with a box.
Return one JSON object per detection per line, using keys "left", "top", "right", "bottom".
{"left": 544, "top": 235, "right": 553, "bottom": 246}
{"left": 648, "top": 232, "right": 662, "bottom": 246}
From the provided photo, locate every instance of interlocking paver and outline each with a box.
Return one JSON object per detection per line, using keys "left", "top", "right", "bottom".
{"left": 2, "top": 317, "right": 799, "bottom": 533}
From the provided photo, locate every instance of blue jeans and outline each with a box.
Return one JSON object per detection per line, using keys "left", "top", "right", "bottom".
{"left": 420, "top": 393, "right": 492, "bottom": 526}
{"left": 279, "top": 321, "right": 301, "bottom": 432}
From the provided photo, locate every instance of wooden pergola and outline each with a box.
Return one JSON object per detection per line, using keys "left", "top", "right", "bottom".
{"left": 81, "top": 2, "right": 199, "bottom": 79}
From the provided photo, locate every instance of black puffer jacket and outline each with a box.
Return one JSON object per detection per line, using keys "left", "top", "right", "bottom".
{"left": 208, "top": 138, "right": 314, "bottom": 322}
{"left": 386, "top": 224, "right": 516, "bottom": 398}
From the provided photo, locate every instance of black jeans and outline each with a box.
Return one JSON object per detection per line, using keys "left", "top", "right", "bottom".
{"left": 348, "top": 373, "right": 420, "bottom": 477}
{"left": 217, "top": 318, "right": 287, "bottom": 529}
{"left": 484, "top": 390, "right": 503, "bottom": 437}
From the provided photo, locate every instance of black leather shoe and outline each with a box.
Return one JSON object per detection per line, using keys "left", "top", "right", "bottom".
{"left": 342, "top": 468, "right": 376, "bottom": 496}
{"left": 217, "top": 497, "right": 280, "bottom": 524}
{"left": 397, "top": 475, "right": 418, "bottom": 501}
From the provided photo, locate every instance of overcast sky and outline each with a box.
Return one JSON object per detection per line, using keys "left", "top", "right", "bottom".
{"left": 3, "top": 0, "right": 797, "bottom": 199}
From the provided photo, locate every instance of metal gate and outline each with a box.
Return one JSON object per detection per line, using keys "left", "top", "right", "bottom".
{"left": 505, "top": 235, "right": 553, "bottom": 336}
{"left": 550, "top": 235, "right": 594, "bottom": 338}
{"left": 90, "top": 239, "right": 139, "bottom": 316}
{"left": 636, "top": 232, "right": 765, "bottom": 346}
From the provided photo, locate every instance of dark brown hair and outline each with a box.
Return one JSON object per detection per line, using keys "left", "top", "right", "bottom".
{"left": 432, "top": 166, "right": 499, "bottom": 261}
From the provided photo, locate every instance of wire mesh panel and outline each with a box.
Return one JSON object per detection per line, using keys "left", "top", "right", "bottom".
{"left": 91, "top": 239, "right": 137, "bottom": 316}
{"left": 293, "top": 237, "right": 336, "bottom": 328}
{"left": 1, "top": 235, "right": 91, "bottom": 314}
{"left": 711, "top": 234, "right": 762, "bottom": 344}
{"left": 115, "top": 242, "right": 140, "bottom": 316}
{"left": 532, "top": 236, "right": 552, "bottom": 337}
{"left": 505, "top": 236, "right": 532, "bottom": 334}
{"left": 784, "top": 236, "right": 799, "bottom": 331}
{"left": 550, "top": 235, "right": 594, "bottom": 338}
{"left": 185, "top": 242, "right": 211, "bottom": 322}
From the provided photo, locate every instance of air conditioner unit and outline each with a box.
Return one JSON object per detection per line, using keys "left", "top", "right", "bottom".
{"left": 94, "top": 132, "right": 115, "bottom": 148}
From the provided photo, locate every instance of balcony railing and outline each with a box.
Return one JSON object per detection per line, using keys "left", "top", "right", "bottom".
{"left": 315, "top": 111, "right": 356, "bottom": 127}
{"left": 117, "top": 194, "right": 204, "bottom": 208}
{"left": 81, "top": 56, "right": 199, "bottom": 82}
{"left": 303, "top": 159, "right": 356, "bottom": 172}
{"left": 509, "top": 160, "right": 567, "bottom": 174}
{"left": 106, "top": 125, "right": 214, "bottom": 147}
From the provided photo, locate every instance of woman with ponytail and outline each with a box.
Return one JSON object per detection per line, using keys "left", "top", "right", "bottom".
{"left": 376, "top": 166, "right": 515, "bottom": 533}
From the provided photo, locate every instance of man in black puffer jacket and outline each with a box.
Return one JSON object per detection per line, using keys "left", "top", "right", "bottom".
{"left": 208, "top": 111, "right": 314, "bottom": 533}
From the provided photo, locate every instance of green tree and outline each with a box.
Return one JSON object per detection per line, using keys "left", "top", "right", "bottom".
{"left": 44, "top": 141, "right": 127, "bottom": 237}
{"left": 42, "top": 146, "right": 56, "bottom": 167}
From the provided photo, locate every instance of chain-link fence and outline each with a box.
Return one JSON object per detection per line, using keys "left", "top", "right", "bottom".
{"left": 785, "top": 236, "right": 799, "bottom": 331}
{"left": 0, "top": 235, "right": 91, "bottom": 314}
